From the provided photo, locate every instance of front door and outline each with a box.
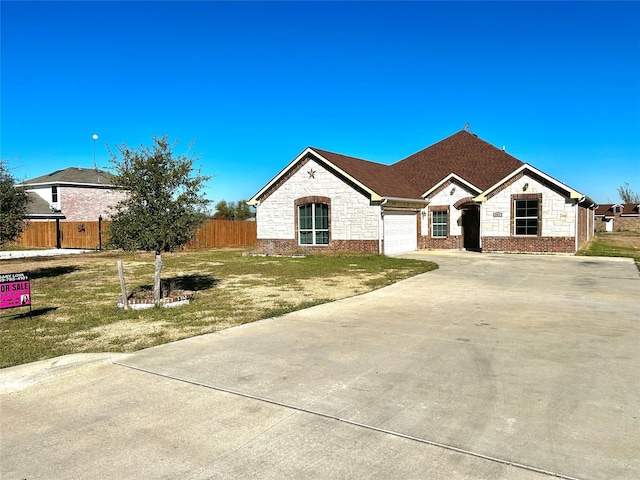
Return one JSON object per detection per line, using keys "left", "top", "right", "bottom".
{"left": 462, "top": 207, "right": 480, "bottom": 250}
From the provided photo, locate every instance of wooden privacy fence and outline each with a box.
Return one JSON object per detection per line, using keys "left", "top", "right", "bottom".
{"left": 10, "top": 219, "right": 256, "bottom": 250}
{"left": 185, "top": 219, "right": 256, "bottom": 249}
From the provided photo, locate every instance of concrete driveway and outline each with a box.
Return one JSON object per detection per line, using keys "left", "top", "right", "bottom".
{"left": 1, "top": 252, "right": 638, "bottom": 480}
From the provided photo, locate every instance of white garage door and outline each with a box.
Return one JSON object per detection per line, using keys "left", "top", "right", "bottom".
{"left": 383, "top": 212, "right": 417, "bottom": 255}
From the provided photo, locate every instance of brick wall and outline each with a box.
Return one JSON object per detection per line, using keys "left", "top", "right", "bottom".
{"left": 419, "top": 235, "right": 462, "bottom": 249}
{"left": 257, "top": 239, "right": 378, "bottom": 255}
{"left": 595, "top": 215, "right": 640, "bottom": 232}
{"left": 576, "top": 205, "right": 592, "bottom": 249}
{"left": 483, "top": 236, "right": 575, "bottom": 253}
{"left": 256, "top": 157, "right": 380, "bottom": 242}
{"left": 60, "top": 186, "right": 127, "bottom": 221}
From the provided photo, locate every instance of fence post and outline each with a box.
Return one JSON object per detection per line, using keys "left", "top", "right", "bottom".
{"left": 98, "top": 215, "right": 103, "bottom": 250}
{"left": 55, "top": 219, "right": 61, "bottom": 249}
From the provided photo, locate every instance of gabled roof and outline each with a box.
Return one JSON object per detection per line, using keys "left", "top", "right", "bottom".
{"left": 21, "top": 167, "right": 117, "bottom": 187}
{"left": 422, "top": 173, "right": 483, "bottom": 199}
{"left": 477, "top": 163, "right": 591, "bottom": 204}
{"left": 392, "top": 130, "right": 524, "bottom": 193}
{"left": 250, "top": 129, "right": 590, "bottom": 205}
{"left": 595, "top": 203, "right": 640, "bottom": 216}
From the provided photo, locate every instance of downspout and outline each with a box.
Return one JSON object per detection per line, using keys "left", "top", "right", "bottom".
{"left": 379, "top": 199, "right": 388, "bottom": 255}
{"left": 575, "top": 196, "right": 585, "bottom": 252}
{"left": 478, "top": 202, "right": 483, "bottom": 250}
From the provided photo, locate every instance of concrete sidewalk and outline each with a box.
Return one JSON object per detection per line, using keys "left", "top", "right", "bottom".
{"left": 1, "top": 252, "right": 638, "bottom": 479}
{"left": 0, "top": 248, "right": 92, "bottom": 260}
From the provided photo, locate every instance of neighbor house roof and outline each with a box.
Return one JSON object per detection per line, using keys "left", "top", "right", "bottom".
{"left": 21, "top": 167, "right": 117, "bottom": 187}
{"left": 24, "top": 192, "right": 64, "bottom": 218}
{"left": 595, "top": 203, "right": 640, "bottom": 216}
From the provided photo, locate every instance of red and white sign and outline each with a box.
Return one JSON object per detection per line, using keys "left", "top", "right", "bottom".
{"left": 0, "top": 272, "right": 31, "bottom": 309}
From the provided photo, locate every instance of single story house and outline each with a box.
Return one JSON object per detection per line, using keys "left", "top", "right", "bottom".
{"left": 248, "top": 130, "right": 596, "bottom": 255}
{"left": 595, "top": 203, "right": 640, "bottom": 232}
{"left": 20, "top": 167, "right": 126, "bottom": 222}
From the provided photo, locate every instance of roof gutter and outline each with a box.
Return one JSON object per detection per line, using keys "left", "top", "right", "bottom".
{"left": 382, "top": 196, "right": 429, "bottom": 204}
{"left": 380, "top": 197, "right": 429, "bottom": 214}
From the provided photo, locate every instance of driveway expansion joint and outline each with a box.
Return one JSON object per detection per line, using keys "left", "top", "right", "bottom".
{"left": 112, "top": 359, "right": 587, "bottom": 480}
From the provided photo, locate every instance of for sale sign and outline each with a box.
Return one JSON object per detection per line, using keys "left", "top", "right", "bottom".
{"left": 0, "top": 272, "right": 31, "bottom": 310}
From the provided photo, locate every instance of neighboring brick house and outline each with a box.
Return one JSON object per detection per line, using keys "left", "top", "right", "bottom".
{"left": 594, "top": 203, "right": 640, "bottom": 232}
{"left": 20, "top": 167, "right": 126, "bottom": 221}
{"left": 248, "top": 130, "right": 596, "bottom": 255}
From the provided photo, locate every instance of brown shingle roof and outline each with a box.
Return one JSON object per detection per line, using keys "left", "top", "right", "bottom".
{"left": 595, "top": 203, "right": 640, "bottom": 216}
{"left": 252, "top": 130, "right": 547, "bottom": 204}
{"left": 392, "top": 130, "right": 524, "bottom": 194}
{"left": 311, "top": 148, "right": 421, "bottom": 198}
{"left": 311, "top": 130, "right": 525, "bottom": 199}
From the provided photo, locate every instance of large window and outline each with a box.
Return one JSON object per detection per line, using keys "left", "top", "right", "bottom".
{"left": 298, "top": 203, "right": 329, "bottom": 245}
{"left": 432, "top": 210, "right": 447, "bottom": 237}
{"left": 514, "top": 199, "right": 539, "bottom": 235}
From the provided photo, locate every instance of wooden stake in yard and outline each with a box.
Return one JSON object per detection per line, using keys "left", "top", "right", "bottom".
{"left": 117, "top": 260, "right": 129, "bottom": 310}
{"left": 154, "top": 252, "right": 162, "bottom": 307}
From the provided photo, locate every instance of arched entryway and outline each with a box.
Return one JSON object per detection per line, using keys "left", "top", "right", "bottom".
{"left": 454, "top": 197, "right": 481, "bottom": 251}
{"left": 461, "top": 206, "right": 480, "bottom": 250}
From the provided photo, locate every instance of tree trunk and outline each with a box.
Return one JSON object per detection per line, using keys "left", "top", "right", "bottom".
{"left": 154, "top": 252, "right": 162, "bottom": 306}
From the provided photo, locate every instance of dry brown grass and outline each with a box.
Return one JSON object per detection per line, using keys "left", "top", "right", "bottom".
{"left": 0, "top": 249, "right": 437, "bottom": 367}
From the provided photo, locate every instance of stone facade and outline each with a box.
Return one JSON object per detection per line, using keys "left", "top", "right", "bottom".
{"left": 255, "top": 158, "right": 381, "bottom": 254}
{"left": 421, "top": 180, "right": 476, "bottom": 237}
{"left": 482, "top": 173, "right": 576, "bottom": 239}
{"left": 479, "top": 173, "right": 594, "bottom": 253}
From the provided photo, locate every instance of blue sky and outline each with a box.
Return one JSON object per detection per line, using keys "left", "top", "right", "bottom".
{"left": 2, "top": 1, "right": 639, "bottom": 206}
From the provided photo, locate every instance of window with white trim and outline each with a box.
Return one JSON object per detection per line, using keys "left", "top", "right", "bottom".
{"left": 514, "top": 199, "right": 539, "bottom": 235}
{"left": 432, "top": 210, "right": 447, "bottom": 237}
{"left": 298, "top": 203, "right": 329, "bottom": 245}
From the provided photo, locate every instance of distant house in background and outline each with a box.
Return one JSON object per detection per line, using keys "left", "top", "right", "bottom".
{"left": 20, "top": 167, "right": 125, "bottom": 221}
{"left": 595, "top": 203, "right": 640, "bottom": 232}
{"left": 23, "top": 192, "right": 65, "bottom": 221}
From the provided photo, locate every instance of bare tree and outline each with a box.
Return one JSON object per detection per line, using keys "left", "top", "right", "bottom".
{"left": 617, "top": 182, "right": 640, "bottom": 204}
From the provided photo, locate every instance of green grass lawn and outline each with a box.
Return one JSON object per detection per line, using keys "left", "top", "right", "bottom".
{"left": 577, "top": 232, "right": 640, "bottom": 269}
{"left": 0, "top": 249, "right": 437, "bottom": 368}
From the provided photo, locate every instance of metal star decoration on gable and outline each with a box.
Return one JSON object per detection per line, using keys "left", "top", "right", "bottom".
{"left": 307, "top": 168, "right": 316, "bottom": 179}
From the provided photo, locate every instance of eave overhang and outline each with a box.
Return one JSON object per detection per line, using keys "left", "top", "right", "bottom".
{"left": 422, "top": 173, "right": 482, "bottom": 199}
{"left": 248, "top": 147, "right": 384, "bottom": 205}
{"left": 474, "top": 164, "right": 594, "bottom": 205}
{"left": 21, "top": 181, "right": 120, "bottom": 189}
